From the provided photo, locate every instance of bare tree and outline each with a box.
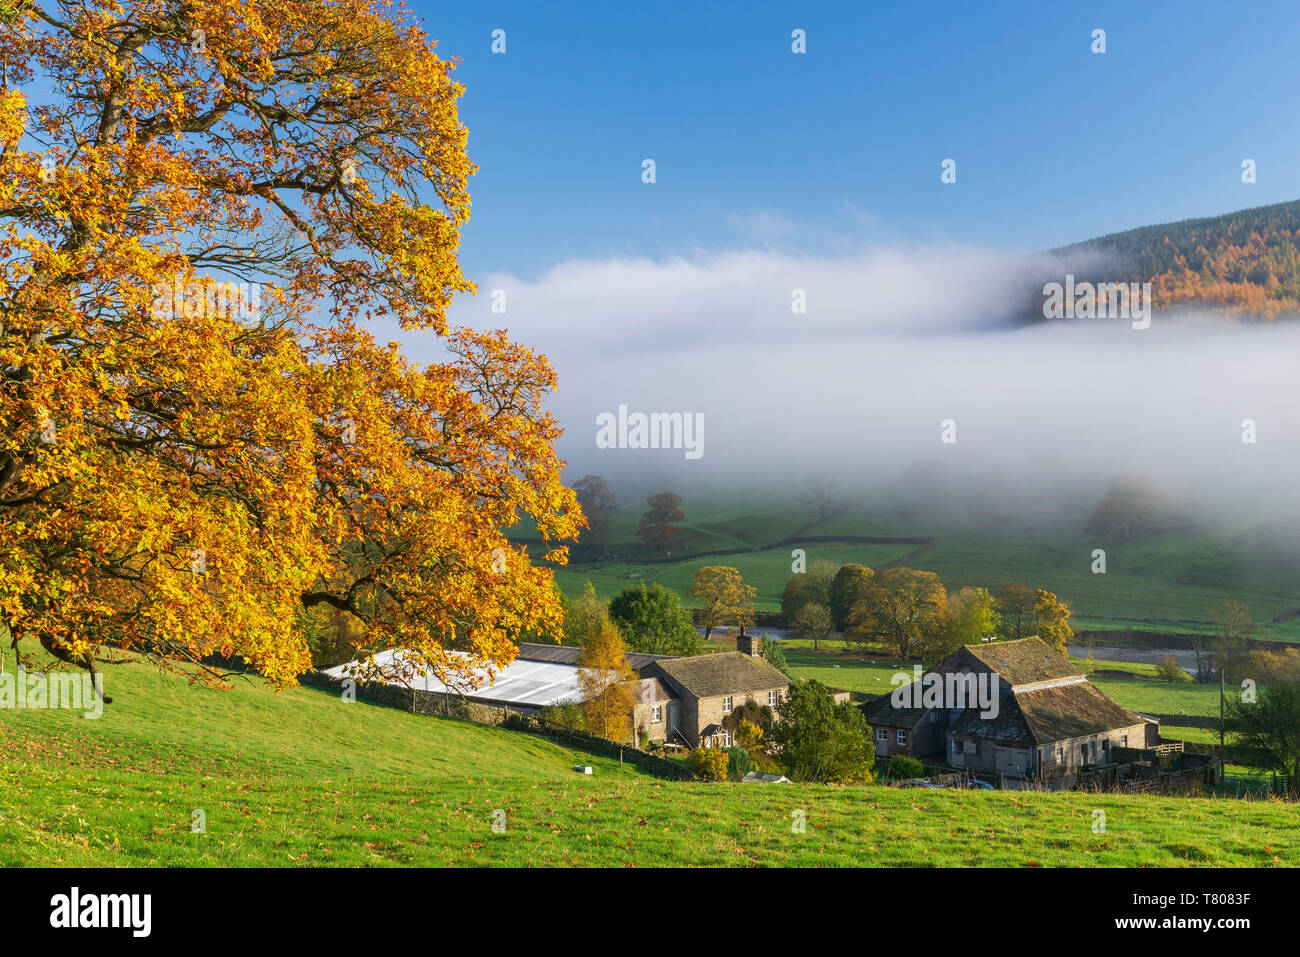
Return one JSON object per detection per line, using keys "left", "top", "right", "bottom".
{"left": 798, "top": 476, "right": 839, "bottom": 522}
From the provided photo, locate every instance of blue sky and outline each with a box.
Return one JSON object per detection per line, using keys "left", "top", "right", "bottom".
{"left": 413, "top": 0, "right": 1300, "bottom": 280}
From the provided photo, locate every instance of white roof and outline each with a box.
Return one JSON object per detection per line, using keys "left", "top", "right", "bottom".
{"left": 322, "top": 648, "right": 581, "bottom": 708}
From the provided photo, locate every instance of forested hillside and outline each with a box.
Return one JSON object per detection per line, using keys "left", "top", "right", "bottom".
{"left": 1048, "top": 199, "right": 1300, "bottom": 318}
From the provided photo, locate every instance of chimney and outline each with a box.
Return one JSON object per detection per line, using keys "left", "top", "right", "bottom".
{"left": 736, "top": 625, "right": 761, "bottom": 657}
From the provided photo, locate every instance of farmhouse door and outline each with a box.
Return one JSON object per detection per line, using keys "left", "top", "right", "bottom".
{"left": 667, "top": 703, "right": 680, "bottom": 742}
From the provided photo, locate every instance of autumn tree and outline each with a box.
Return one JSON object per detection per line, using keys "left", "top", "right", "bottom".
{"left": 1030, "top": 589, "right": 1073, "bottom": 656}
{"left": 942, "top": 586, "right": 999, "bottom": 652}
{"left": 576, "top": 618, "right": 635, "bottom": 742}
{"left": 572, "top": 474, "right": 616, "bottom": 556}
{"left": 0, "top": 0, "right": 579, "bottom": 695}
{"left": 1155, "top": 655, "right": 1185, "bottom": 682}
{"left": 828, "top": 563, "right": 874, "bottom": 631}
{"left": 780, "top": 559, "right": 836, "bottom": 620}
{"left": 690, "top": 565, "right": 755, "bottom": 640}
{"left": 995, "top": 582, "right": 1036, "bottom": 640}
{"left": 847, "top": 567, "right": 947, "bottom": 659}
{"left": 637, "top": 492, "right": 684, "bottom": 554}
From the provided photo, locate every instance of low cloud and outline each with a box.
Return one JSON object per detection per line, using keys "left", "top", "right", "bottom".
{"left": 387, "top": 246, "right": 1300, "bottom": 512}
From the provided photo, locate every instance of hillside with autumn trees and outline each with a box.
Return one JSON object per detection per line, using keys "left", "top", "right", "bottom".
{"left": 1045, "top": 198, "right": 1300, "bottom": 318}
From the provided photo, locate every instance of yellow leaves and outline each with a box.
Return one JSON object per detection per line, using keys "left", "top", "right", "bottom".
{"left": 0, "top": 0, "right": 574, "bottom": 698}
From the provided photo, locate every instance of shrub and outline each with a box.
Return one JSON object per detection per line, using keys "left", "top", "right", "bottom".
{"left": 1155, "top": 656, "right": 1186, "bottom": 682}
{"left": 761, "top": 636, "right": 790, "bottom": 675}
{"left": 539, "top": 701, "right": 586, "bottom": 731}
{"left": 722, "top": 698, "right": 774, "bottom": 735}
{"left": 725, "top": 746, "right": 755, "bottom": 780}
{"left": 685, "top": 747, "right": 730, "bottom": 782}
{"left": 887, "top": 755, "right": 926, "bottom": 779}
{"left": 771, "top": 679, "right": 876, "bottom": 783}
{"left": 609, "top": 582, "right": 702, "bottom": 656}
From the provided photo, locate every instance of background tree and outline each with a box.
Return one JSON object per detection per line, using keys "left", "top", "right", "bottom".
{"left": 847, "top": 567, "right": 947, "bottom": 659}
{"left": 789, "top": 602, "right": 833, "bottom": 652}
{"left": 572, "top": 474, "right": 616, "bottom": 556}
{"left": 608, "top": 581, "right": 701, "bottom": 656}
{"left": 760, "top": 635, "right": 790, "bottom": 675}
{"left": 828, "top": 563, "right": 874, "bottom": 631}
{"left": 780, "top": 559, "right": 836, "bottom": 620}
{"left": 797, "top": 475, "right": 840, "bottom": 522}
{"left": 1155, "top": 655, "right": 1185, "bottom": 682}
{"left": 637, "top": 492, "right": 684, "bottom": 554}
{"left": 1030, "top": 589, "right": 1073, "bottom": 656}
{"left": 943, "top": 586, "right": 999, "bottom": 651}
{"left": 0, "top": 0, "right": 580, "bottom": 695}
{"left": 770, "top": 679, "right": 875, "bottom": 783}
{"left": 562, "top": 581, "right": 611, "bottom": 648}
{"left": 577, "top": 619, "right": 635, "bottom": 742}
{"left": 995, "top": 583, "right": 1036, "bottom": 640}
{"left": 1228, "top": 684, "right": 1300, "bottom": 796}
{"left": 1084, "top": 474, "right": 1168, "bottom": 543}
{"left": 691, "top": 565, "right": 756, "bottom": 640}
{"left": 1210, "top": 600, "right": 1254, "bottom": 681}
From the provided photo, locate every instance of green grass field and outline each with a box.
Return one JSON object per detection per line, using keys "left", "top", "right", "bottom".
{"left": 548, "top": 496, "right": 1300, "bottom": 639}
{"left": 2, "top": 642, "right": 1295, "bottom": 867}
{"left": 553, "top": 543, "right": 917, "bottom": 612}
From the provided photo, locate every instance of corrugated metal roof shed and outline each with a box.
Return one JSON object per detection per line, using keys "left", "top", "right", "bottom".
{"left": 322, "top": 649, "right": 581, "bottom": 708}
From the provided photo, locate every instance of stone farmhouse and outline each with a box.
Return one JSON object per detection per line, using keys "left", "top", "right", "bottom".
{"left": 862, "top": 638, "right": 1157, "bottom": 783}
{"left": 637, "top": 629, "right": 789, "bottom": 748}
{"left": 324, "top": 627, "right": 788, "bottom": 749}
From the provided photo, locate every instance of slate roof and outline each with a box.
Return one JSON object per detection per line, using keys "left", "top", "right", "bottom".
{"left": 633, "top": 677, "right": 676, "bottom": 705}
{"left": 1015, "top": 681, "right": 1146, "bottom": 742}
{"left": 949, "top": 702, "right": 1035, "bottom": 746}
{"left": 959, "top": 638, "right": 1081, "bottom": 688}
{"left": 515, "top": 641, "right": 674, "bottom": 673}
{"left": 860, "top": 694, "right": 932, "bottom": 730}
{"left": 647, "top": 652, "right": 789, "bottom": 699}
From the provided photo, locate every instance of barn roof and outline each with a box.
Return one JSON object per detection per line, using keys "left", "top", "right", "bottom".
{"left": 860, "top": 695, "right": 931, "bottom": 729}
{"left": 647, "top": 652, "right": 789, "bottom": 699}
{"left": 959, "top": 638, "right": 1082, "bottom": 688}
{"left": 949, "top": 701, "right": 1035, "bottom": 746}
{"left": 1015, "top": 681, "right": 1146, "bottom": 743}
{"left": 515, "top": 641, "right": 675, "bottom": 672}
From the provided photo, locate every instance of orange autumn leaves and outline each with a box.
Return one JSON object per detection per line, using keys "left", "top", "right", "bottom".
{"left": 0, "top": 0, "right": 580, "bottom": 690}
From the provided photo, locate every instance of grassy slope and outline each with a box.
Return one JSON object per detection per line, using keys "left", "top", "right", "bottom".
{"left": 552, "top": 498, "right": 1300, "bottom": 638}
{"left": 2, "top": 644, "right": 1294, "bottom": 867}
{"left": 553, "top": 543, "right": 916, "bottom": 612}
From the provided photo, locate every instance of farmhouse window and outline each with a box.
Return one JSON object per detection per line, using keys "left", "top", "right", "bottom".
{"left": 722, "top": 696, "right": 733, "bottom": 713}
{"left": 896, "top": 731, "right": 907, "bottom": 745}
{"left": 1121, "top": 735, "right": 1128, "bottom": 747}
{"left": 768, "top": 690, "right": 778, "bottom": 707}
{"left": 877, "top": 729, "right": 887, "bottom": 742}
{"left": 652, "top": 706, "right": 662, "bottom": 723}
